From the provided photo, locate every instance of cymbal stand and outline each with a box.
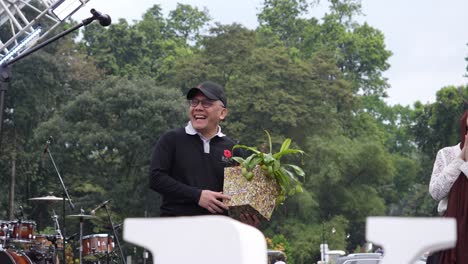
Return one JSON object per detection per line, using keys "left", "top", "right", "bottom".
{"left": 79, "top": 209, "right": 85, "bottom": 264}
{"left": 51, "top": 209, "right": 63, "bottom": 264}
{"left": 103, "top": 204, "right": 126, "bottom": 264}
{"left": 51, "top": 209, "right": 63, "bottom": 241}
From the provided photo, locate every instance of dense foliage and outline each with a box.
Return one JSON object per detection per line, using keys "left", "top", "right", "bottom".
{"left": 1, "top": 0, "right": 466, "bottom": 263}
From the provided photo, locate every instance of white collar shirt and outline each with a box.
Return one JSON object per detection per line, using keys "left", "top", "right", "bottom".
{"left": 185, "top": 121, "right": 225, "bottom": 154}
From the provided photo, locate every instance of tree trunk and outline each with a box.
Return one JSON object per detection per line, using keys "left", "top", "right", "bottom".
{"left": 9, "top": 154, "right": 16, "bottom": 220}
{"left": 8, "top": 128, "right": 16, "bottom": 220}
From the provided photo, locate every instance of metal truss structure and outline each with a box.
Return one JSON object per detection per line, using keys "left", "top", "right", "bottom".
{"left": 0, "top": 0, "right": 89, "bottom": 65}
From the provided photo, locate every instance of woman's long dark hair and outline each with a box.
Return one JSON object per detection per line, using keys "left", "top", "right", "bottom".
{"left": 459, "top": 110, "right": 468, "bottom": 149}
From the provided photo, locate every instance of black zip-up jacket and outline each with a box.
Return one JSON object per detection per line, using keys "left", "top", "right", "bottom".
{"left": 149, "top": 127, "right": 238, "bottom": 216}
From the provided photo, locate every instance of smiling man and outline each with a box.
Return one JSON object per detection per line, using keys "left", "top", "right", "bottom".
{"left": 149, "top": 81, "right": 259, "bottom": 226}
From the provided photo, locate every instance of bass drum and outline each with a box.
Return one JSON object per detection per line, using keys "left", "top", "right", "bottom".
{"left": 0, "top": 249, "right": 33, "bottom": 264}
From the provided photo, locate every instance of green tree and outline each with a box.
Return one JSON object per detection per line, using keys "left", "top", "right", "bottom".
{"left": 257, "top": 0, "right": 310, "bottom": 47}
{"left": 82, "top": 19, "right": 150, "bottom": 77}
{"left": 305, "top": 134, "right": 393, "bottom": 251}
{"left": 258, "top": 0, "right": 392, "bottom": 96}
{"left": 167, "top": 3, "right": 210, "bottom": 42}
{"left": 328, "top": 0, "right": 362, "bottom": 26}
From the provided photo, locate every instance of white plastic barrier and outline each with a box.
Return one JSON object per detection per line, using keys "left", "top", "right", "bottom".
{"left": 124, "top": 215, "right": 267, "bottom": 264}
{"left": 366, "top": 217, "right": 456, "bottom": 264}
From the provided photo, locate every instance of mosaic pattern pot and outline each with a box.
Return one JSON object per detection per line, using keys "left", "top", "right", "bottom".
{"left": 223, "top": 165, "right": 280, "bottom": 222}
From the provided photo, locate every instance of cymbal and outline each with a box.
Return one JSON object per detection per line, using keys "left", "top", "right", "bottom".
{"left": 29, "top": 195, "right": 68, "bottom": 201}
{"left": 66, "top": 214, "right": 96, "bottom": 219}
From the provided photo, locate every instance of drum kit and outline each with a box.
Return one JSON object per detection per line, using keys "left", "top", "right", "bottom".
{"left": 0, "top": 195, "right": 117, "bottom": 264}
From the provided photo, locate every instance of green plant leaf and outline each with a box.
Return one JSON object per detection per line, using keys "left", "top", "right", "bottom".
{"left": 264, "top": 130, "right": 272, "bottom": 153}
{"left": 273, "top": 160, "right": 281, "bottom": 171}
{"left": 279, "top": 138, "right": 291, "bottom": 153}
{"left": 244, "top": 154, "right": 256, "bottom": 170}
{"left": 295, "top": 184, "right": 303, "bottom": 193}
{"left": 233, "top": 144, "right": 261, "bottom": 154}
{"left": 264, "top": 153, "right": 275, "bottom": 164}
{"left": 281, "top": 167, "right": 298, "bottom": 182}
{"left": 231, "top": 157, "right": 245, "bottom": 164}
{"left": 267, "top": 165, "right": 274, "bottom": 176}
{"left": 273, "top": 148, "right": 304, "bottom": 160}
{"left": 250, "top": 156, "right": 263, "bottom": 170}
{"left": 275, "top": 170, "right": 290, "bottom": 189}
{"left": 276, "top": 194, "right": 285, "bottom": 206}
{"left": 285, "top": 164, "right": 305, "bottom": 178}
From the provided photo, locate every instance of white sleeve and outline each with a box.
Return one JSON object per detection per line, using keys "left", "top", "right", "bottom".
{"left": 460, "top": 162, "right": 468, "bottom": 176}
{"left": 429, "top": 149, "right": 464, "bottom": 201}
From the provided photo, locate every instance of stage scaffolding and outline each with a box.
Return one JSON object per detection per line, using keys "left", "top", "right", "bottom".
{"left": 0, "top": 0, "right": 90, "bottom": 64}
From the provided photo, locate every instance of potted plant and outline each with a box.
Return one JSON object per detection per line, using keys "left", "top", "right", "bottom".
{"left": 223, "top": 131, "right": 305, "bottom": 222}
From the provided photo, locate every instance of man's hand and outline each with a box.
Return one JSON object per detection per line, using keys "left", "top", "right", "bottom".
{"left": 239, "top": 213, "right": 261, "bottom": 228}
{"left": 198, "top": 190, "right": 230, "bottom": 214}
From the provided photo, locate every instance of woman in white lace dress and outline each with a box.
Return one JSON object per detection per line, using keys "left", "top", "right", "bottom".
{"left": 428, "top": 111, "right": 468, "bottom": 263}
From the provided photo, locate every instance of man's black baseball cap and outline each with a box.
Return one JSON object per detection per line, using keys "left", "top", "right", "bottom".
{"left": 186, "top": 81, "right": 227, "bottom": 107}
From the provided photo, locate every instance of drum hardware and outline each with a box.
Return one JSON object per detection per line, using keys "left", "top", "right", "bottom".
{"left": 25, "top": 198, "right": 67, "bottom": 264}
{"left": 26, "top": 233, "right": 63, "bottom": 263}
{"left": 0, "top": 221, "right": 11, "bottom": 248}
{"left": 0, "top": 212, "right": 66, "bottom": 264}
{"left": 0, "top": 217, "right": 62, "bottom": 264}
{"left": 13, "top": 206, "right": 25, "bottom": 221}
{"left": 1, "top": 207, "right": 122, "bottom": 264}
{"left": 65, "top": 232, "right": 78, "bottom": 242}
{"left": 66, "top": 213, "right": 98, "bottom": 220}
{"left": 51, "top": 211, "right": 64, "bottom": 245}
{"left": 90, "top": 200, "right": 126, "bottom": 264}
{"left": 66, "top": 209, "right": 97, "bottom": 264}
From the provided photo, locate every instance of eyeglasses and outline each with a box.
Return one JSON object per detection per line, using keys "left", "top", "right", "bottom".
{"left": 189, "top": 98, "right": 217, "bottom": 108}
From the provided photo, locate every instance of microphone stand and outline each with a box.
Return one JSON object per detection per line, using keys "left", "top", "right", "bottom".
{"left": 103, "top": 204, "right": 126, "bottom": 264}
{"left": 45, "top": 142, "right": 75, "bottom": 264}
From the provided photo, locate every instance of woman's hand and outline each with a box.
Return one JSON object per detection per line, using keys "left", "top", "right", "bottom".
{"left": 459, "top": 134, "right": 468, "bottom": 161}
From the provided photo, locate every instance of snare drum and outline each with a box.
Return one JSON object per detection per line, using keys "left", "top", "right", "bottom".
{"left": 9, "top": 221, "right": 36, "bottom": 242}
{"left": 0, "top": 249, "right": 33, "bottom": 264}
{"left": 82, "top": 234, "right": 113, "bottom": 259}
